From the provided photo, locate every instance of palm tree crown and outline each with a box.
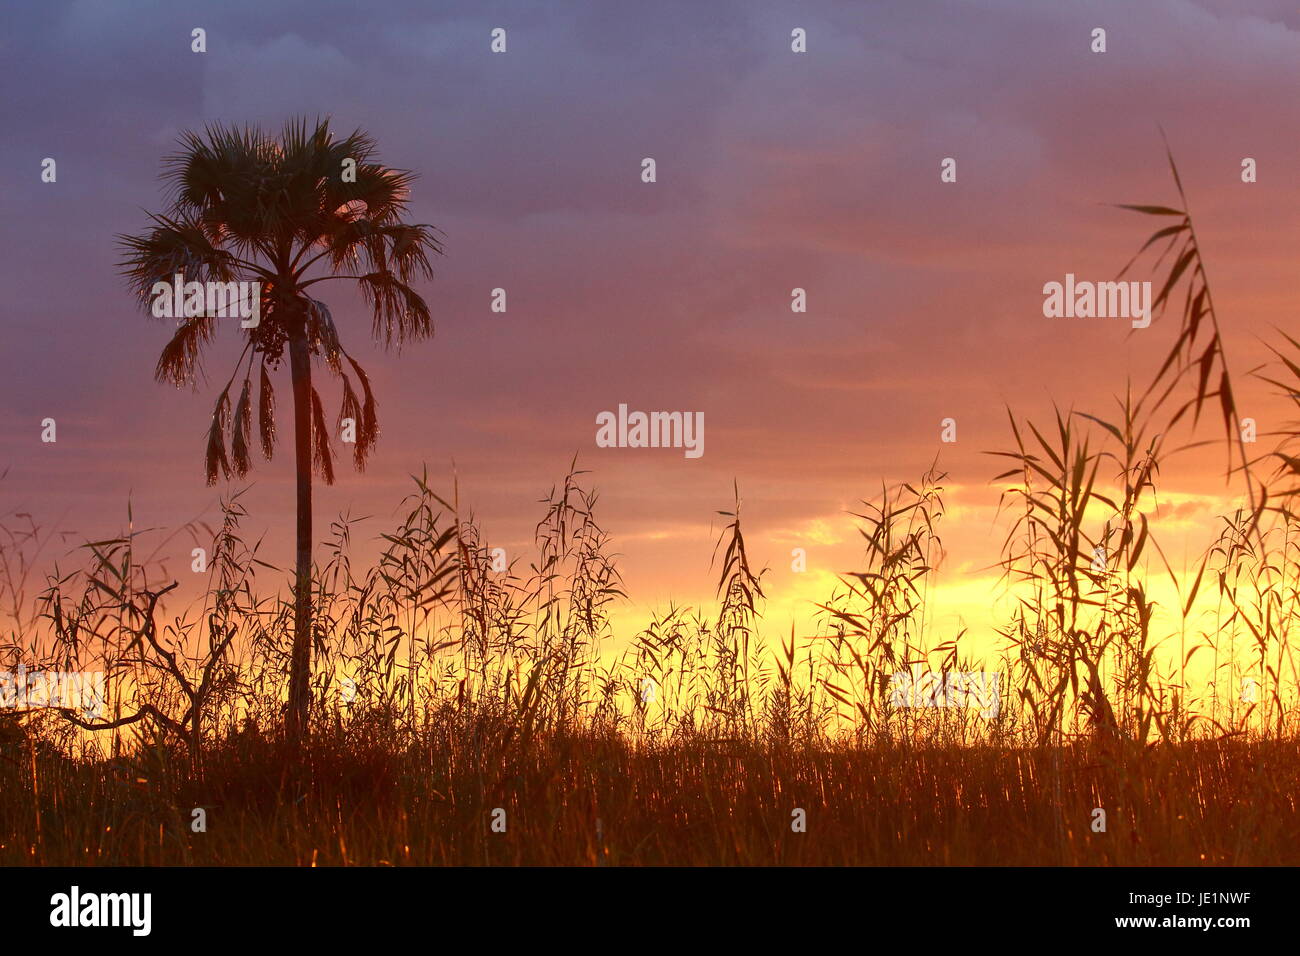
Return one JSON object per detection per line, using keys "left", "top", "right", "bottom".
{"left": 120, "top": 117, "right": 441, "bottom": 482}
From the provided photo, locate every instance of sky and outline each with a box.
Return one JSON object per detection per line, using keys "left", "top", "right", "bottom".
{"left": 3, "top": 0, "right": 1300, "bottom": 658}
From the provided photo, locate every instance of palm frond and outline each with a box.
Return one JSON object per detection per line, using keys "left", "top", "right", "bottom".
{"left": 310, "top": 387, "right": 335, "bottom": 486}
{"left": 258, "top": 361, "right": 276, "bottom": 461}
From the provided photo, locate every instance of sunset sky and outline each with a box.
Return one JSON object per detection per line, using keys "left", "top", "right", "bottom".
{"left": 4, "top": 0, "right": 1300, "bottom": 658}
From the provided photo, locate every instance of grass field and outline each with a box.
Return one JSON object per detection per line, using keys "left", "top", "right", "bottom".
{"left": 5, "top": 720, "right": 1297, "bottom": 866}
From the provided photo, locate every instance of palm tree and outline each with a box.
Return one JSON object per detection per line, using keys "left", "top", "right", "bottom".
{"left": 118, "top": 117, "right": 441, "bottom": 744}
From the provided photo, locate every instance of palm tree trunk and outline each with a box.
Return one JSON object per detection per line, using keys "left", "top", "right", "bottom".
{"left": 286, "top": 328, "right": 313, "bottom": 744}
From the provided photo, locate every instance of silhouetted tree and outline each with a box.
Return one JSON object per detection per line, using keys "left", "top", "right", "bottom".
{"left": 119, "top": 117, "right": 441, "bottom": 744}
